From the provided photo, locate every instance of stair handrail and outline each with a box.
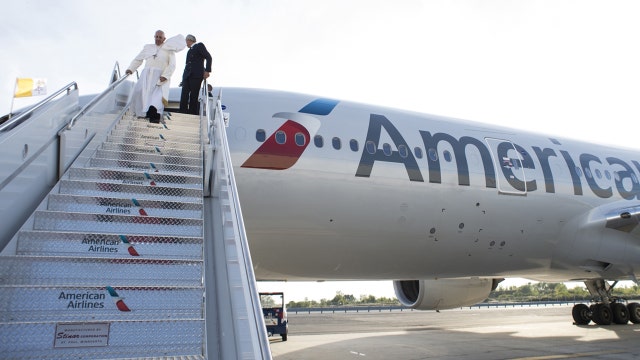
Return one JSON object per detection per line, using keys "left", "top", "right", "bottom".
{"left": 204, "top": 80, "right": 214, "bottom": 144}
{"left": 0, "top": 82, "right": 78, "bottom": 133}
{"left": 109, "top": 61, "right": 122, "bottom": 84}
{"left": 66, "top": 73, "right": 131, "bottom": 130}
{"left": 210, "top": 91, "right": 272, "bottom": 358}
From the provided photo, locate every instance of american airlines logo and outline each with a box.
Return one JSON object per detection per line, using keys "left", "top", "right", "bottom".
{"left": 241, "top": 99, "right": 339, "bottom": 170}
{"left": 106, "top": 286, "right": 131, "bottom": 312}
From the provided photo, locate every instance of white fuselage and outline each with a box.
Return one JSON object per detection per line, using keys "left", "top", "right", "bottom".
{"left": 219, "top": 88, "right": 640, "bottom": 283}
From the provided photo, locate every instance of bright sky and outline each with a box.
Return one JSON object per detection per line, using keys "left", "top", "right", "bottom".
{"left": 2, "top": 1, "right": 639, "bottom": 301}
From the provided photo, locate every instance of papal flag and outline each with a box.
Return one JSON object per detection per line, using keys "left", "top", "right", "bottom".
{"left": 14, "top": 78, "right": 47, "bottom": 98}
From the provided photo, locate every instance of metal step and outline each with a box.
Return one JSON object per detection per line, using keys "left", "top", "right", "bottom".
{"left": 92, "top": 149, "right": 202, "bottom": 167}
{"left": 108, "top": 129, "right": 201, "bottom": 144}
{"left": 100, "top": 142, "right": 202, "bottom": 158}
{"left": 87, "top": 157, "right": 202, "bottom": 175}
{"left": 0, "top": 256, "right": 203, "bottom": 286}
{"left": 67, "top": 167, "right": 203, "bottom": 189}
{"left": 0, "top": 285, "right": 204, "bottom": 322}
{"left": 105, "top": 134, "right": 202, "bottom": 152}
{"left": 1, "top": 320, "right": 204, "bottom": 359}
{"left": 32, "top": 210, "right": 203, "bottom": 236}
{"left": 17, "top": 231, "right": 203, "bottom": 259}
{"left": 46, "top": 194, "right": 203, "bottom": 217}
{"left": 57, "top": 179, "right": 203, "bottom": 202}
{"left": 114, "top": 121, "right": 201, "bottom": 135}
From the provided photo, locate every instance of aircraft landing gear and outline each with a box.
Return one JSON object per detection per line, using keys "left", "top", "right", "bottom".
{"left": 571, "top": 279, "right": 640, "bottom": 325}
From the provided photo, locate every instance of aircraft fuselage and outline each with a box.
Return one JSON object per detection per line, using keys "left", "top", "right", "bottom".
{"left": 220, "top": 88, "right": 640, "bottom": 283}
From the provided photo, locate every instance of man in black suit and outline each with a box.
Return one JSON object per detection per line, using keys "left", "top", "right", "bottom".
{"left": 180, "top": 34, "right": 212, "bottom": 115}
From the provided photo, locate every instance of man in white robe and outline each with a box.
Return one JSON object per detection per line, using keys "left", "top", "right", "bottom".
{"left": 125, "top": 30, "right": 185, "bottom": 120}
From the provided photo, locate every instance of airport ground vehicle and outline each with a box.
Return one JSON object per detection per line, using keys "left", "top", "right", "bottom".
{"left": 260, "top": 292, "right": 288, "bottom": 341}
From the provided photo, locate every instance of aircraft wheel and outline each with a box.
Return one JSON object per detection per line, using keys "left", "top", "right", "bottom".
{"left": 611, "top": 302, "right": 629, "bottom": 324}
{"left": 591, "top": 303, "right": 612, "bottom": 325}
{"left": 281, "top": 332, "right": 288, "bottom": 341}
{"left": 628, "top": 302, "right": 640, "bottom": 324}
{"left": 571, "top": 304, "right": 591, "bottom": 325}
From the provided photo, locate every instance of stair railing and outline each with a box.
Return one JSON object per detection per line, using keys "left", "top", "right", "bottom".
{"left": 0, "top": 82, "right": 78, "bottom": 133}
{"left": 65, "top": 72, "right": 131, "bottom": 130}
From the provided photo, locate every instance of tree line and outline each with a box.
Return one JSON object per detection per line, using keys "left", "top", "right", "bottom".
{"left": 285, "top": 283, "right": 640, "bottom": 308}
{"left": 287, "top": 291, "right": 399, "bottom": 308}
{"left": 488, "top": 282, "right": 640, "bottom": 302}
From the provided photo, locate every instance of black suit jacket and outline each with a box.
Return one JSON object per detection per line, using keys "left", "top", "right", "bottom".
{"left": 182, "top": 42, "right": 212, "bottom": 80}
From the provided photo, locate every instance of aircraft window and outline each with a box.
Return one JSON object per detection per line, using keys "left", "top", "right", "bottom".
{"left": 398, "top": 145, "right": 408, "bottom": 158}
{"left": 428, "top": 148, "right": 438, "bottom": 161}
{"left": 332, "top": 137, "right": 341, "bottom": 150}
{"left": 295, "top": 133, "right": 306, "bottom": 146}
{"left": 314, "top": 135, "right": 323, "bottom": 147}
{"left": 366, "top": 141, "right": 376, "bottom": 154}
{"left": 414, "top": 147, "right": 423, "bottom": 159}
{"left": 575, "top": 166, "right": 583, "bottom": 178}
{"left": 382, "top": 143, "right": 392, "bottom": 156}
{"left": 605, "top": 170, "right": 611, "bottom": 180}
{"left": 443, "top": 150, "right": 452, "bottom": 162}
{"left": 275, "top": 130, "right": 286, "bottom": 144}
{"left": 350, "top": 139, "right": 359, "bottom": 152}
{"left": 256, "top": 129, "right": 266, "bottom": 142}
{"left": 595, "top": 169, "right": 602, "bottom": 179}
{"left": 585, "top": 168, "right": 593, "bottom": 179}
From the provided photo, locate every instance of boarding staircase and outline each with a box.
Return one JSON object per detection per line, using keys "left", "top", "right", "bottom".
{"left": 0, "top": 73, "right": 270, "bottom": 359}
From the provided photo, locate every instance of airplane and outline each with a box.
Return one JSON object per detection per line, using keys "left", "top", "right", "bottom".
{"left": 2, "top": 84, "right": 638, "bottom": 330}
{"left": 215, "top": 87, "right": 640, "bottom": 326}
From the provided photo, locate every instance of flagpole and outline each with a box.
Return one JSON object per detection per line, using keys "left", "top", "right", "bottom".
{"left": 8, "top": 78, "right": 18, "bottom": 119}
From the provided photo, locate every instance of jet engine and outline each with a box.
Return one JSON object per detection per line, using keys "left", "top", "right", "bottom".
{"left": 393, "top": 278, "right": 503, "bottom": 310}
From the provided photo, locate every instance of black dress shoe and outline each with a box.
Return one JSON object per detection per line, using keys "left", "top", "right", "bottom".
{"left": 149, "top": 112, "right": 161, "bottom": 123}
{"left": 146, "top": 106, "right": 157, "bottom": 119}
{"left": 147, "top": 106, "right": 161, "bottom": 123}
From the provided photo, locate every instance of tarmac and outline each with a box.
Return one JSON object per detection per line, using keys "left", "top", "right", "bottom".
{"left": 268, "top": 304, "right": 640, "bottom": 359}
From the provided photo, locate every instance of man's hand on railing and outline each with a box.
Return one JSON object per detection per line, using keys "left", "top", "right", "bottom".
{"left": 125, "top": 69, "right": 133, "bottom": 75}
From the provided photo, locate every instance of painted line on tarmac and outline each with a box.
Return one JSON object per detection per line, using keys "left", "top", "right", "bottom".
{"left": 511, "top": 350, "right": 625, "bottom": 360}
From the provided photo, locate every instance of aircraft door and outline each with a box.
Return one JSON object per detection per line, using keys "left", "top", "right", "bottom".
{"left": 484, "top": 137, "right": 527, "bottom": 195}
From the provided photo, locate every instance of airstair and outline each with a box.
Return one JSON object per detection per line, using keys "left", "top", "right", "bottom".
{"left": 0, "top": 73, "right": 271, "bottom": 358}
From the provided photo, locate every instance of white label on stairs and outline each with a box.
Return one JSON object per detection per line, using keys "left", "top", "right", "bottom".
{"left": 54, "top": 322, "right": 110, "bottom": 348}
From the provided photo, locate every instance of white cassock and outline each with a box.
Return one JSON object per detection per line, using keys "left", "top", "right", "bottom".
{"left": 127, "top": 34, "right": 186, "bottom": 117}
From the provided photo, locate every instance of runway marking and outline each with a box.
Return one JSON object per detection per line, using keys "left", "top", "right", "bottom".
{"left": 349, "top": 350, "right": 366, "bottom": 356}
{"left": 511, "top": 350, "right": 625, "bottom": 359}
